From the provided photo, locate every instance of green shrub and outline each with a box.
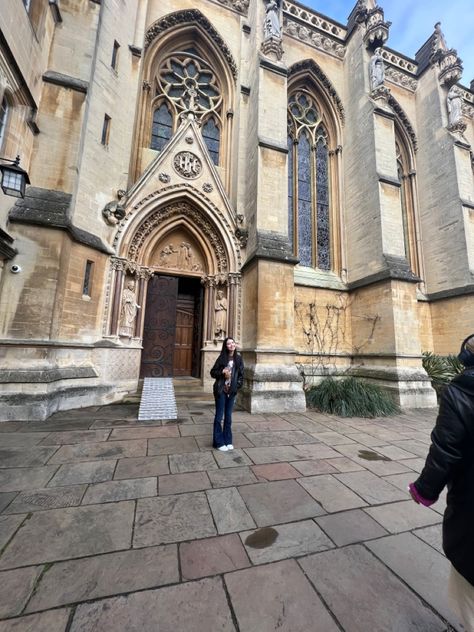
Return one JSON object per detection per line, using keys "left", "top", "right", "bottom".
{"left": 306, "top": 376, "right": 400, "bottom": 418}
{"left": 422, "top": 351, "right": 463, "bottom": 395}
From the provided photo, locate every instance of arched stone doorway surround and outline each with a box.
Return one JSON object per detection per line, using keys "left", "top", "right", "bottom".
{"left": 105, "top": 184, "right": 243, "bottom": 386}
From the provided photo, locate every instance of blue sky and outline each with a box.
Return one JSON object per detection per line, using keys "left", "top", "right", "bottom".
{"left": 302, "top": 0, "right": 474, "bottom": 86}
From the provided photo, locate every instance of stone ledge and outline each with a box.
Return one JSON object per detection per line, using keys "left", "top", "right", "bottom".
{"left": 0, "top": 366, "right": 98, "bottom": 384}
{"left": 242, "top": 231, "right": 299, "bottom": 271}
{"left": 43, "top": 71, "right": 88, "bottom": 93}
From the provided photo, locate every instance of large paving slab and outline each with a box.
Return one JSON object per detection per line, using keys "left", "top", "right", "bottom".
{"left": 0, "top": 565, "right": 43, "bottom": 618}
{"left": 0, "top": 466, "right": 58, "bottom": 492}
{"left": 364, "top": 500, "right": 442, "bottom": 533}
{"left": 159, "top": 471, "right": 211, "bottom": 495}
{"left": 0, "top": 515, "right": 26, "bottom": 550}
{"left": 81, "top": 477, "right": 157, "bottom": 504}
{"left": 48, "top": 440, "right": 147, "bottom": 464}
{"left": 168, "top": 451, "right": 218, "bottom": 473}
{"left": 69, "top": 577, "right": 235, "bottom": 632}
{"left": 299, "top": 545, "right": 446, "bottom": 631}
{"left": 243, "top": 430, "right": 318, "bottom": 446}
{"left": 0, "top": 493, "right": 17, "bottom": 513}
{"left": 240, "top": 519, "right": 334, "bottom": 564}
{"left": 3, "top": 484, "right": 87, "bottom": 514}
{"left": 206, "top": 487, "right": 256, "bottom": 534}
{"left": 38, "top": 430, "right": 111, "bottom": 445}
{"left": 225, "top": 559, "right": 340, "bottom": 632}
{"left": 147, "top": 436, "right": 199, "bottom": 455}
{"left": 109, "top": 425, "right": 180, "bottom": 440}
{"left": 212, "top": 448, "right": 252, "bottom": 468}
{"left": 237, "top": 480, "right": 325, "bottom": 527}
{"left": 26, "top": 544, "right": 179, "bottom": 612}
{"left": 48, "top": 460, "right": 116, "bottom": 487}
{"left": 298, "top": 475, "right": 368, "bottom": 512}
{"left": 0, "top": 433, "right": 50, "bottom": 447}
{"left": 366, "top": 532, "right": 462, "bottom": 629}
{"left": 180, "top": 534, "right": 250, "bottom": 580}
{"left": 334, "top": 470, "right": 408, "bottom": 504}
{"left": 0, "top": 609, "right": 71, "bottom": 632}
{"left": 316, "top": 509, "right": 388, "bottom": 546}
{"left": 113, "top": 455, "right": 169, "bottom": 479}
{"left": 0, "top": 447, "right": 58, "bottom": 468}
{"left": 208, "top": 466, "right": 258, "bottom": 488}
{"left": 133, "top": 492, "right": 216, "bottom": 546}
{"left": 0, "top": 501, "right": 135, "bottom": 569}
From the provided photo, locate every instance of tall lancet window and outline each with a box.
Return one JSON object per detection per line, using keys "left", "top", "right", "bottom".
{"left": 287, "top": 91, "right": 331, "bottom": 270}
{"left": 202, "top": 117, "right": 220, "bottom": 165}
{"left": 396, "top": 137, "right": 420, "bottom": 278}
{"left": 151, "top": 103, "right": 173, "bottom": 152}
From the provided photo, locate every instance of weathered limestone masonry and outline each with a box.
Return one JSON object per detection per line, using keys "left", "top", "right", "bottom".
{"left": 0, "top": 0, "right": 473, "bottom": 420}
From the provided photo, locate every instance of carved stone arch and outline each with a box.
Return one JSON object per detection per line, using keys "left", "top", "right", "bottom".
{"left": 127, "top": 201, "right": 229, "bottom": 275}
{"left": 288, "top": 59, "right": 345, "bottom": 138}
{"left": 387, "top": 94, "right": 418, "bottom": 155}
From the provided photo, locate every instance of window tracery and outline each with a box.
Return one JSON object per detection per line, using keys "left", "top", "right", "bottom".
{"left": 287, "top": 90, "right": 331, "bottom": 271}
{"left": 150, "top": 51, "right": 223, "bottom": 162}
{"left": 396, "top": 137, "right": 420, "bottom": 279}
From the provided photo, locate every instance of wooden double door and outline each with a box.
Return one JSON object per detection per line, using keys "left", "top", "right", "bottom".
{"left": 140, "top": 275, "right": 203, "bottom": 378}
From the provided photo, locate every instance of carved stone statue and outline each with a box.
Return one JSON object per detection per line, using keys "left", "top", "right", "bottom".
{"left": 369, "top": 48, "right": 385, "bottom": 91}
{"left": 263, "top": 0, "right": 281, "bottom": 39}
{"left": 447, "top": 85, "right": 462, "bottom": 127}
{"left": 119, "top": 279, "right": 140, "bottom": 337}
{"left": 214, "top": 289, "right": 228, "bottom": 339}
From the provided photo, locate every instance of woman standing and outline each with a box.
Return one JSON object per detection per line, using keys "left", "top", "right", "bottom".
{"left": 210, "top": 337, "right": 244, "bottom": 452}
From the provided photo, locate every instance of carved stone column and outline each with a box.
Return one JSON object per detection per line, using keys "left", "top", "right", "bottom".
{"left": 134, "top": 267, "right": 154, "bottom": 339}
{"left": 227, "top": 272, "right": 241, "bottom": 338}
{"left": 109, "top": 257, "right": 126, "bottom": 336}
{"left": 202, "top": 275, "right": 216, "bottom": 342}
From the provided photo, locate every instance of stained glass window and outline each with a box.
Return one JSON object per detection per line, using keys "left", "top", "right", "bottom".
{"left": 0, "top": 97, "right": 9, "bottom": 150}
{"left": 287, "top": 91, "right": 331, "bottom": 270}
{"left": 151, "top": 103, "right": 173, "bottom": 152}
{"left": 202, "top": 117, "right": 220, "bottom": 165}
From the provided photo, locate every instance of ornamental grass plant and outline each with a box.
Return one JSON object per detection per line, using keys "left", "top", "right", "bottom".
{"left": 421, "top": 351, "right": 463, "bottom": 396}
{"left": 305, "top": 376, "right": 400, "bottom": 418}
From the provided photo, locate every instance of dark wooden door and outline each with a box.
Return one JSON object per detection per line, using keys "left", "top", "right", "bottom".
{"left": 140, "top": 275, "right": 178, "bottom": 377}
{"left": 173, "top": 296, "right": 194, "bottom": 376}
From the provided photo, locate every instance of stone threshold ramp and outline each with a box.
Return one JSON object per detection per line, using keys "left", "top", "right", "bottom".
{"left": 138, "top": 377, "right": 177, "bottom": 421}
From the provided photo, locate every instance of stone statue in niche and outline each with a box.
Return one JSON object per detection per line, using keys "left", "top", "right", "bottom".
{"left": 369, "top": 48, "right": 385, "bottom": 91}
{"left": 263, "top": 0, "right": 281, "bottom": 39}
{"left": 447, "top": 85, "right": 463, "bottom": 127}
{"left": 119, "top": 279, "right": 140, "bottom": 337}
{"left": 214, "top": 289, "right": 228, "bottom": 339}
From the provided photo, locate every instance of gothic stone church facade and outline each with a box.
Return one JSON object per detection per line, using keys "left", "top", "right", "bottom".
{"left": 0, "top": 0, "right": 473, "bottom": 420}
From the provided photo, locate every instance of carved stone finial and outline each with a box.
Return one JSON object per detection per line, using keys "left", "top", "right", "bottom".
{"left": 364, "top": 6, "right": 390, "bottom": 49}
{"left": 430, "top": 23, "right": 463, "bottom": 86}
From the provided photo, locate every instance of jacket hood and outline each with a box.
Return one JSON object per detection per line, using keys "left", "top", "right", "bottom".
{"left": 451, "top": 369, "right": 474, "bottom": 398}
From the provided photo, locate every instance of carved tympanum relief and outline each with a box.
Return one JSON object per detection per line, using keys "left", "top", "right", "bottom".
{"left": 151, "top": 229, "right": 205, "bottom": 273}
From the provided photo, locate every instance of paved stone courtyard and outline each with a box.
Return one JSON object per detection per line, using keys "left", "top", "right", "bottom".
{"left": 0, "top": 400, "right": 464, "bottom": 631}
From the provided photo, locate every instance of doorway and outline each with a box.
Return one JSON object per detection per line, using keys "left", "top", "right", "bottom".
{"left": 140, "top": 275, "right": 203, "bottom": 378}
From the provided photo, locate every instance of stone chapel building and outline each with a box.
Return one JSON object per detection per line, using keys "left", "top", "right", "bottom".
{"left": 0, "top": 0, "right": 473, "bottom": 420}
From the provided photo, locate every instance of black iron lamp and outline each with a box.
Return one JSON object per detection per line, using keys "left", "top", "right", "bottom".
{"left": 0, "top": 155, "right": 30, "bottom": 198}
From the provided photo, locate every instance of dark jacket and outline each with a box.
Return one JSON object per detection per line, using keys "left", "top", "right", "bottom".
{"left": 414, "top": 368, "right": 474, "bottom": 585}
{"left": 210, "top": 353, "right": 244, "bottom": 398}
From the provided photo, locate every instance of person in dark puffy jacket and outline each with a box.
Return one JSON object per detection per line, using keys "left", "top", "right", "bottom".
{"left": 210, "top": 336, "right": 244, "bottom": 452}
{"left": 409, "top": 334, "right": 474, "bottom": 631}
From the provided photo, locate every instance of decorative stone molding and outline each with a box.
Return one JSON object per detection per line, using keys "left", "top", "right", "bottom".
{"left": 282, "top": 1, "right": 346, "bottom": 40}
{"left": 288, "top": 59, "right": 345, "bottom": 124}
{"left": 127, "top": 202, "right": 229, "bottom": 273}
{"left": 202, "top": 183, "right": 214, "bottom": 193}
{"left": 261, "top": 36, "right": 284, "bottom": 62}
{"left": 363, "top": 7, "right": 391, "bottom": 49}
{"left": 172, "top": 152, "right": 202, "bottom": 179}
{"left": 380, "top": 50, "right": 417, "bottom": 74}
{"left": 387, "top": 95, "right": 418, "bottom": 151}
{"left": 144, "top": 10, "right": 238, "bottom": 81}
{"left": 370, "top": 85, "right": 391, "bottom": 102}
{"left": 235, "top": 227, "right": 248, "bottom": 248}
{"left": 158, "top": 172, "right": 171, "bottom": 183}
{"left": 208, "top": 0, "right": 249, "bottom": 15}
{"left": 428, "top": 24, "right": 463, "bottom": 87}
{"left": 283, "top": 18, "right": 345, "bottom": 60}
{"left": 137, "top": 266, "right": 154, "bottom": 280}
{"left": 385, "top": 66, "right": 418, "bottom": 92}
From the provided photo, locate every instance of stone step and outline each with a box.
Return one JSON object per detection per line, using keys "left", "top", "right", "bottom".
{"left": 138, "top": 377, "right": 177, "bottom": 421}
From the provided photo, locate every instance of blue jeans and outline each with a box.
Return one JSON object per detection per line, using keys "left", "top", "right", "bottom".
{"left": 213, "top": 392, "right": 235, "bottom": 448}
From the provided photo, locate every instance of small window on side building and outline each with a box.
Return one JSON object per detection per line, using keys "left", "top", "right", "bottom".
{"left": 83, "top": 260, "right": 94, "bottom": 297}
{"left": 111, "top": 41, "right": 120, "bottom": 70}
{"left": 101, "top": 114, "right": 111, "bottom": 146}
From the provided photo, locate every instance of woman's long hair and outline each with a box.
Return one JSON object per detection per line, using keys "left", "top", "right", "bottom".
{"left": 218, "top": 337, "right": 237, "bottom": 364}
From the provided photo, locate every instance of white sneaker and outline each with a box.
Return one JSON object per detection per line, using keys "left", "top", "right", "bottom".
{"left": 226, "top": 444, "right": 234, "bottom": 450}
{"left": 217, "top": 445, "right": 228, "bottom": 452}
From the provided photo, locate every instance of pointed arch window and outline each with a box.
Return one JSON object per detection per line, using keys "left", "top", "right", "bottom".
{"left": 288, "top": 91, "right": 331, "bottom": 271}
{"left": 202, "top": 117, "right": 220, "bottom": 165}
{"left": 396, "top": 137, "right": 420, "bottom": 278}
{"left": 151, "top": 102, "right": 173, "bottom": 152}
{"left": 0, "top": 97, "right": 9, "bottom": 151}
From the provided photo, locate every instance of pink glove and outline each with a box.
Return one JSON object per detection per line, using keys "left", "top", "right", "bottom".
{"left": 408, "top": 483, "right": 437, "bottom": 507}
